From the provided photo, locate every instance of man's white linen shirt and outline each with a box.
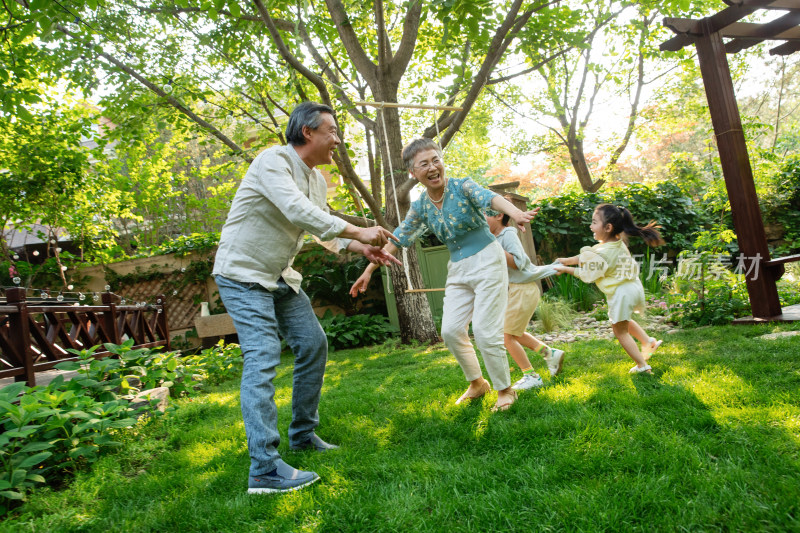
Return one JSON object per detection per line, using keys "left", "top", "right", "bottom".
{"left": 213, "top": 144, "right": 351, "bottom": 292}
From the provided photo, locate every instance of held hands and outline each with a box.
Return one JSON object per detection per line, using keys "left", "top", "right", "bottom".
{"left": 358, "top": 226, "right": 400, "bottom": 247}
{"left": 552, "top": 264, "right": 574, "bottom": 276}
{"left": 363, "top": 246, "right": 402, "bottom": 267}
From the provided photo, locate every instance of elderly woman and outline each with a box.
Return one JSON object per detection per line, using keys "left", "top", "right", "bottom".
{"left": 349, "top": 138, "right": 538, "bottom": 411}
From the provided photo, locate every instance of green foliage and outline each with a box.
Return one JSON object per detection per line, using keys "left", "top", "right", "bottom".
{"left": 667, "top": 252, "right": 751, "bottom": 327}
{"left": 763, "top": 155, "right": 800, "bottom": 256}
{"left": 529, "top": 182, "right": 710, "bottom": 261}
{"left": 0, "top": 95, "right": 122, "bottom": 266}
{"left": 546, "top": 275, "right": 603, "bottom": 313}
{"left": 777, "top": 265, "right": 800, "bottom": 307}
{"left": 1, "top": 253, "right": 89, "bottom": 292}
{"left": 534, "top": 296, "right": 578, "bottom": 332}
{"left": 317, "top": 310, "right": 398, "bottom": 351}
{"left": 529, "top": 189, "right": 602, "bottom": 259}
{"left": 181, "top": 341, "right": 243, "bottom": 386}
{"left": 0, "top": 340, "right": 242, "bottom": 511}
{"left": 143, "top": 233, "right": 220, "bottom": 258}
{"left": 294, "top": 247, "right": 386, "bottom": 316}
{"left": 0, "top": 373, "right": 137, "bottom": 511}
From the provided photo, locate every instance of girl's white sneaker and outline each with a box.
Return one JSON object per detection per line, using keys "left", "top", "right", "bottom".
{"left": 511, "top": 373, "right": 544, "bottom": 390}
{"left": 544, "top": 348, "right": 565, "bottom": 376}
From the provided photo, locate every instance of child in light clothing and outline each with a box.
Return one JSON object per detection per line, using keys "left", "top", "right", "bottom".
{"left": 554, "top": 204, "right": 664, "bottom": 374}
{"left": 485, "top": 210, "right": 564, "bottom": 390}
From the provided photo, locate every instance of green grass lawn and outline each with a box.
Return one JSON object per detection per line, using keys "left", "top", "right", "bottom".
{"left": 5, "top": 323, "right": 800, "bottom": 532}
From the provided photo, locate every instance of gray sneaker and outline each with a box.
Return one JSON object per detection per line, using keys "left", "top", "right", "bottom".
{"left": 544, "top": 348, "right": 565, "bottom": 376}
{"left": 290, "top": 433, "right": 339, "bottom": 452}
{"left": 248, "top": 459, "right": 320, "bottom": 494}
{"left": 511, "top": 373, "right": 544, "bottom": 391}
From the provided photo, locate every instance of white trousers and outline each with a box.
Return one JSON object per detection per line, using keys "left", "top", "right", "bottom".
{"left": 440, "top": 240, "right": 510, "bottom": 391}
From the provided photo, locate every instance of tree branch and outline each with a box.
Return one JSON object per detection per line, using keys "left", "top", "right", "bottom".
{"left": 133, "top": 5, "right": 293, "bottom": 30}
{"left": 324, "top": 0, "right": 378, "bottom": 89}
{"left": 54, "top": 25, "right": 250, "bottom": 162}
{"left": 388, "top": 0, "right": 422, "bottom": 83}
{"left": 253, "top": 0, "right": 331, "bottom": 106}
{"left": 487, "top": 48, "right": 569, "bottom": 85}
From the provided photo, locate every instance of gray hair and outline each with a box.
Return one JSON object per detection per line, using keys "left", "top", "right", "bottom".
{"left": 285, "top": 101, "right": 335, "bottom": 146}
{"left": 402, "top": 138, "right": 442, "bottom": 171}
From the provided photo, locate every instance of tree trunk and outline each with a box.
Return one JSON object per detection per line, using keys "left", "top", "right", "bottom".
{"left": 387, "top": 246, "right": 441, "bottom": 344}
{"left": 568, "top": 136, "right": 604, "bottom": 192}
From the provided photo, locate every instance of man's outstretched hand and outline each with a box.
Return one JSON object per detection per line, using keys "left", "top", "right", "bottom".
{"left": 363, "top": 246, "right": 401, "bottom": 267}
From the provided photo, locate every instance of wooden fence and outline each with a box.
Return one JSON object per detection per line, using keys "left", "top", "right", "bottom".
{"left": 0, "top": 287, "right": 170, "bottom": 386}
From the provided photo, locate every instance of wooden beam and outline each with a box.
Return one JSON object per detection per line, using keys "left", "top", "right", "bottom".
{"left": 661, "top": 2, "right": 764, "bottom": 51}
{"left": 722, "top": 0, "right": 800, "bottom": 10}
{"left": 725, "top": 11, "right": 800, "bottom": 53}
{"left": 352, "top": 101, "right": 463, "bottom": 112}
{"left": 770, "top": 40, "right": 800, "bottom": 54}
{"left": 764, "top": 254, "right": 800, "bottom": 266}
{"left": 660, "top": 33, "right": 694, "bottom": 52}
{"left": 694, "top": 21, "right": 783, "bottom": 318}
{"left": 720, "top": 21, "right": 800, "bottom": 40}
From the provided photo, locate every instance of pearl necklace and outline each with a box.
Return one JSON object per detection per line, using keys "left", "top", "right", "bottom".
{"left": 427, "top": 182, "right": 446, "bottom": 204}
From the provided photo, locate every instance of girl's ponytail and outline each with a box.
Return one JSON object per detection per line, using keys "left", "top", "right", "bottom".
{"left": 618, "top": 207, "right": 665, "bottom": 247}
{"left": 595, "top": 204, "right": 665, "bottom": 247}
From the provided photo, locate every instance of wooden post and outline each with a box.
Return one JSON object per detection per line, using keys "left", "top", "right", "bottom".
{"left": 156, "top": 294, "right": 170, "bottom": 349}
{"left": 694, "top": 22, "right": 783, "bottom": 318}
{"left": 101, "top": 292, "right": 121, "bottom": 344}
{"left": 7, "top": 288, "right": 34, "bottom": 385}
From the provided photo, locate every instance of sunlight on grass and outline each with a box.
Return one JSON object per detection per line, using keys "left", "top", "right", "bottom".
{"left": 275, "top": 385, "right": 292, "bottom": 409}
{"left": 183, "top": 440, "right": 233, "bottom": 467}
{"left": 202, "top": 391, "right": 239, "bottom": 406}
{"left": 544, "top": 373, "right": 602, "bottom": 402}
{"left": 669, "top": 364, "right": 756, "bottom": 406}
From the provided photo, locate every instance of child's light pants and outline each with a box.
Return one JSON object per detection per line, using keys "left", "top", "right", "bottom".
{"left": 440, "top": 240, "right": 511, "bottom": 391}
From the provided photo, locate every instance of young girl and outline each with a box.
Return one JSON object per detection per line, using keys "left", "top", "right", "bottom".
{"left": 485, "top": 210, "right": 564, "bottom": 390}
{"left": 554, "top": 204, "right": 664, "bottom": 374}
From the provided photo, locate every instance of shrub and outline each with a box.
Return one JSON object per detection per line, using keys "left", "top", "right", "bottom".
{"left": 535, "top": 297, "right": 577, "bottom": 333}
{"left": 0, "top": 377, "right": 138, "bottom": 512}
{"left": 294, "top": 247, "right": 387, "bottom": 316}
{"left": 667, "top": 252, "right": 751, "bottom": 327}
{"left": 317, "top": 310, "right": 399, "bottom": 350}
{"left": 546, "top": 274, "right": 603, "bottom": 312}
{"left": 0, "top": 341, "right": 242, "bottom": 511}
{"left": 529, "top": 182, "right": 709, "bottom": 261}
{"left": 763, "top": 154, "right": 800, "bottom": 256}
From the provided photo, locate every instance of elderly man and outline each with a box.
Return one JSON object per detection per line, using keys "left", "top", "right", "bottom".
{"left": 213, "top": 101, "right": 399, "bottom": 494}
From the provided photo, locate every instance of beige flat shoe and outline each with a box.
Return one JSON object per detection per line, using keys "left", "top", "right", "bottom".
{"left": 455, "top": 379, "right": 490, "bottom": 405}
{"left": 492, "top": 390, "right": 518, "bottom": 412}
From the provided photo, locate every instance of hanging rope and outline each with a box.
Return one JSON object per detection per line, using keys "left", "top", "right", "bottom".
{"left": 352, "top": 100, "right": 464, "bottom": 293}
{"left": 378, "top": 103, "right": 415, "bottom": 291}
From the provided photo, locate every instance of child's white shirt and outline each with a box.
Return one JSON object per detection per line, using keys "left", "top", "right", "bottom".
{"left": 495, "top": 227, "right": 557, "bottom": 284}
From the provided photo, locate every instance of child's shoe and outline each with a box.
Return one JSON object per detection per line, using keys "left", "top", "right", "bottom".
{"left": 641, "top": 338, "right": 663, "bottom": 361}
{"left": 629, "top": 363, "right": 652, "bottom": 374}
{"left": 543, "top": 348, "right": 565, "bottom": 376}
{"left": 511, "top": 373, "right": 543, "bottom": 391}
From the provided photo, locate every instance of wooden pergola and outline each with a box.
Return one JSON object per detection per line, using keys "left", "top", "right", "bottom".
{"left": 660, "top": 0, "right": 800, "bottom": 322}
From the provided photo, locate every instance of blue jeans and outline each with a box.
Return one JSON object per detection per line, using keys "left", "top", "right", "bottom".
{"left": 215, "top": 275, "right": 328, "bottom": 476}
